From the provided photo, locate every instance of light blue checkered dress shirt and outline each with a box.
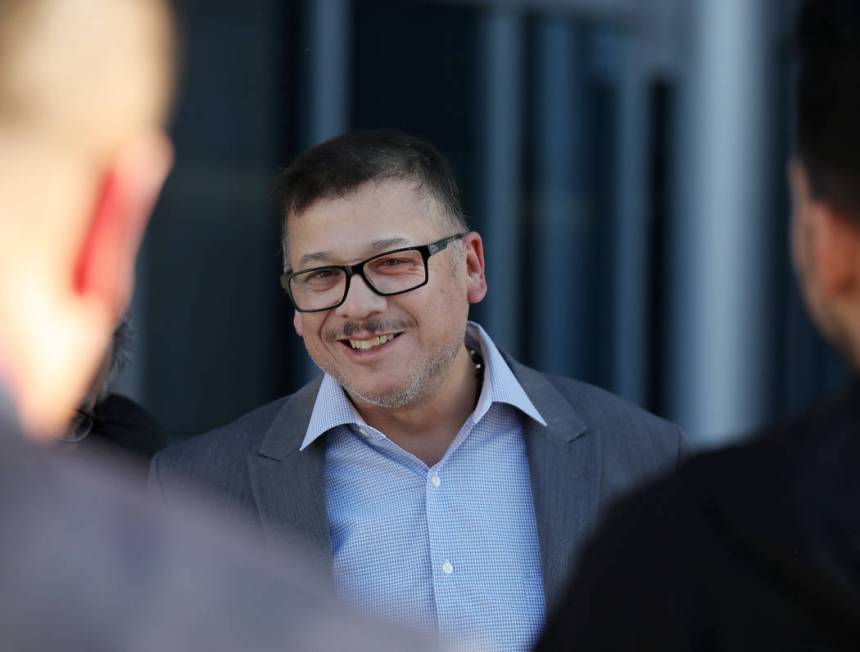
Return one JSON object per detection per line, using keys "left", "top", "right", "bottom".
{"left": 300, "top": 322, "right": 547, "bottom": 651}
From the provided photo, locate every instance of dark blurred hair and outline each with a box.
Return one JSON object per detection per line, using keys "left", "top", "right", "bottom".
{"left": 92, "top": 314, "right": 134, "bottom": 403}
{"left": 795, "top": 0, "right": 860, "bottom": 221}
{"left": 274, "top": 130, "right": 468, "bottom": 257}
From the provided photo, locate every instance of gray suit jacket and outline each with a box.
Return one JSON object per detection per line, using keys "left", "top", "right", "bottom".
{"left": 151, "top": 357, "right": 686, "bottom": 609}
{"left": 0, "top": 387, "right": 433, "bottom": 651}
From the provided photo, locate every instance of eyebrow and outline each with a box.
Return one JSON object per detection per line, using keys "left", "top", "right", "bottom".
{"left": 297, "top": 236, "right": 414, "bottom": 269}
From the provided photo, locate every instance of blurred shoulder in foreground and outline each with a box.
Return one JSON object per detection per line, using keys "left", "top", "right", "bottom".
{"left": 1, "top": 390, "right": 439, "bottom": 651}
{"left": 537, "top": 381, "right": 860, "bottom": 650}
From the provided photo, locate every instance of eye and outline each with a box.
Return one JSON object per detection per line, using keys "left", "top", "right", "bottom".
{"left": 370, "top": 256, "right": 419, "bottom": 274}
{"left": 295, "top": 267, "right": 342, "bottom": 288}
{"left": 367, "top": 250, "right": 423, "bottom": 277}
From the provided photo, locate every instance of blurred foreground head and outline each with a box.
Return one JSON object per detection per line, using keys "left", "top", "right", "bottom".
{"left": 791, "top": 0, "right": 860, "bottom": 367}
{"left": 0, "top": 0, "right": 176, "bottom": 438}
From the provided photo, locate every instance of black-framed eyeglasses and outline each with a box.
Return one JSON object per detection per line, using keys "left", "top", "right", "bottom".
{"left": 64, "top": 407, "right": 98, "bottom": 443}
{"left": 281, "top": 232, "right": 467, "bottom": 312}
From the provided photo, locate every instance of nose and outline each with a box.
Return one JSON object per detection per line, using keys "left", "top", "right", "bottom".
{"left": 333, "top": 273, "right": 387, "bottom": 320}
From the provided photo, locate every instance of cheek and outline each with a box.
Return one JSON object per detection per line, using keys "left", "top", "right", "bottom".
{"left": 419, "top": 285, "right": 469, "bottom": 329}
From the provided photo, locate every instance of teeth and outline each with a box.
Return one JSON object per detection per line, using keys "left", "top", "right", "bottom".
{"left": 348, "top": 334, "right": 394, "bottom": 350}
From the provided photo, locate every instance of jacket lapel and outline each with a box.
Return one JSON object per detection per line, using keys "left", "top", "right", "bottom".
{"left": 246, "top": 376, "right": 333, "bottom": 582}
{"left": 508, "top": 358, "right": 601, "bottom": 610}
{"left": 244, "top": 359, "right": 602, "bottom": 602}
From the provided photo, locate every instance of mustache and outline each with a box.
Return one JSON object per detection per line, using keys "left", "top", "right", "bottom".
{"left": 327, "top": 319, "right": 411, "bottom": 340}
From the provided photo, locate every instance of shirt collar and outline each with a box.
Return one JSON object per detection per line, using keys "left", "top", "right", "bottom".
{"left": 300, "top": 374, "right": 364, "bottom": 450}
{"left": 466, "top": 322, "right": 546, "bottom": 428}
{"left": 299, "top": 321, "right": 546, "bottom": 451}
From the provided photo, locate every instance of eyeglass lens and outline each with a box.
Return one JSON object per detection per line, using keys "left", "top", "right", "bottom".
{"left": 290, "top": 248, "right": 427, "bottom": 311}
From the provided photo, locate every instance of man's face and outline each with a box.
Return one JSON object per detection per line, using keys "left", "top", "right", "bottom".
{"left": 287, "top": 179, "right": 484, "bottom": 409}
{"left": 788, "top": 160, "right": 860, "bottom": 363}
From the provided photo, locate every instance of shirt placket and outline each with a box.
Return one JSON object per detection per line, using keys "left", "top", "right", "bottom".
{"left": 424, "top": 415, "right": 479, "bottom": 636}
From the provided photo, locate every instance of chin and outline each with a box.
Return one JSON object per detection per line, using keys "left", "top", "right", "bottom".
{"left": 346, "top": 380, "right": 422, "bottom": 410}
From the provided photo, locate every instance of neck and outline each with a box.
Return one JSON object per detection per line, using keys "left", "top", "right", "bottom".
{"left": 351, "top": 344, "right": 479, "bottom": 466}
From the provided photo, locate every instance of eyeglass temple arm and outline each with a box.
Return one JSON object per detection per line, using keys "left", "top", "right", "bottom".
{"left": 427, "top": 232, "right": 467, "bottom": 254}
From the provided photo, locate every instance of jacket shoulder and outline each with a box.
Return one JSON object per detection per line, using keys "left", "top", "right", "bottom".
{"left": 150, "top": 394, "right": 294, "bottom": 504}
{"left": 544, "top": 373, "right": 680, "bottom": 438}
{"left": 539, "top": 372, "right": 687, "bottom": 489}
{"left": 162, "top": 395, "right": 291, "bottom": 463}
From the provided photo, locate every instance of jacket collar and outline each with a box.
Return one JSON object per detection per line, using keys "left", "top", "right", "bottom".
{"left": 503, "top": 354, "right": 599, "bottom": 609}
{"left": 257, "top": 376, "right": 322, "bottom": 461}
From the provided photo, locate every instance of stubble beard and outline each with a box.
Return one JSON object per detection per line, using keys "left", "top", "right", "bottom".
{"left": 326, "top": 333, "right": 464, "bottom": 410}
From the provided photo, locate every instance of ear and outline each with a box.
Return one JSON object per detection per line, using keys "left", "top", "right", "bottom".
{"left": 293, "top": 309, "right": 304, "bottom": 337}
{"left": 812, "top": 204, "right": 860, "bottom": 299}
{"left": 462, "top": 231, "right": 488, "bottom": 304}
{"left": 73, "top": 131, "right": 173, "bottom": 320}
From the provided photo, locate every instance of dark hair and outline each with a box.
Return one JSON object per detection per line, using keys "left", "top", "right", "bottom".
{"left": 96, "top": 314, "right": 134, "bottom": 402}
{"left": 274, "top": 130, "right": 468, "bottom": 253}
{"left": 795, "top": 0, "right": 860, "bottom": 221}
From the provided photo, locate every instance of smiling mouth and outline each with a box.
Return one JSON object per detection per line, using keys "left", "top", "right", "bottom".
{"left": 341, "top": 333, "right": 399, "bottom": 351}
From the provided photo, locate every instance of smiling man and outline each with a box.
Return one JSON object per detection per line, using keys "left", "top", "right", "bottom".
{"left": 151, "top": 130, "right": 686, "bottom": 650}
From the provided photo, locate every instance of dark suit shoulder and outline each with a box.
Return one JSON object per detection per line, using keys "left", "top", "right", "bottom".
{"left": 572, "top": 395, "right": 857, "bottom": 572}
{"left": 539, "top": 383, "right": 860, "bottom": 650}
{"left": 537, "top": 463, "right": 701, "bottom": 650}
{"left": 150, "top": 394, "right": 293, "bottom": 507}
{"left": 542, "top": 372, "right": 686, "bottom": 471}
{"left": 162, "top": 394, "right": 291, "bottom": 462}
{"left": 545, "top": 372, "right": 679, "bottom": 433}
{"left": 673, "top": 379, "right": 860, "bottom": 516}
{"left": 679, "top": 382, "right": 860, "bottom": 563}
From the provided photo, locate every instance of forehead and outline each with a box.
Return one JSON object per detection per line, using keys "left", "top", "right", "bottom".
{"left": 286, "top": 179, "right": 446, "bottom": 267}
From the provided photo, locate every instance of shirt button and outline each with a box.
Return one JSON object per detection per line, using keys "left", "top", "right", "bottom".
{"left": 430, "top": 475, "right": 441, "bottom": 488}
{"left": 442, "top": 560, "right": 454, "bottom": 575}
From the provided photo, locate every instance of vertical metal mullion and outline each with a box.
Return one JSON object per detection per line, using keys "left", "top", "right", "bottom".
{"left": 301, "top": 0, "right": 352, "bottom": 381}
{"left": 533, "top": 17, "right": 587, "bottom": 377}
{"left": 306, "top": 0, "right": 351, "bottom": 146}
{"left": 612, "top": 32, "right": 651, "bottom": 405}
{"left": 667, "top": 0, "right": 773, "bottom": 446}
{"left": 478, "top": 8, "right": 525, "bottom": 356}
